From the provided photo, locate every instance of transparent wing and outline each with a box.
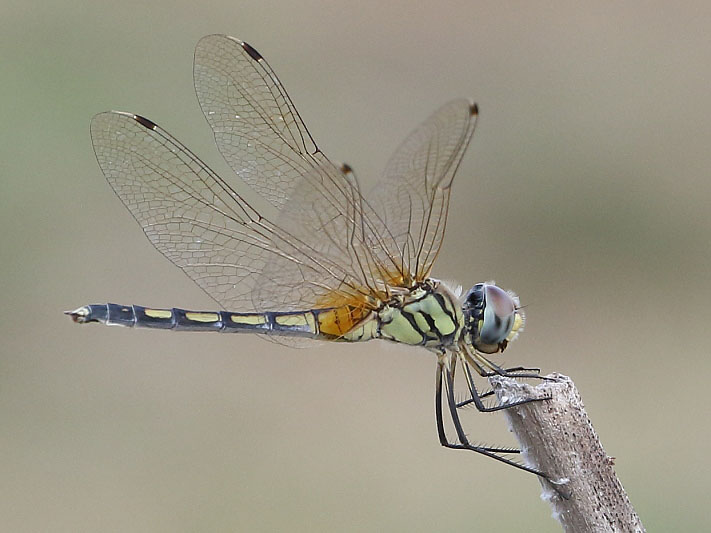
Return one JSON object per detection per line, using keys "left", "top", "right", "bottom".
{"left": 193, "top": 34, "right": 407, "bottom": 298}
{"left": 367, "top": 100, "right": 478, "bottom": 281}
{"left": 194, "top": 33, "right": 338, "bottom": 211}
{"left": 90, "top": 111, "right": 372, "bottom": 317}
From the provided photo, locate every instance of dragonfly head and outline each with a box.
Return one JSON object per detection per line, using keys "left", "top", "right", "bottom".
{"left": 462, "top": 282, "right": 524, "bottom": 354}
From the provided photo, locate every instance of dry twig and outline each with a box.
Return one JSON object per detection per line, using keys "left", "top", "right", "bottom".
{"left": 490, "top": 373, "right": 645, "bottom": 533}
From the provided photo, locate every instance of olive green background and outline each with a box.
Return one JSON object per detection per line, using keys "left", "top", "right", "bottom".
{"left": 2, "top": 1, "right": 709, "bottom": 531}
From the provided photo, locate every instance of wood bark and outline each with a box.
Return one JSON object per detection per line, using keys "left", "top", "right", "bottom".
{"left": 489, "top": 373, "right": 645, "bottom": 533}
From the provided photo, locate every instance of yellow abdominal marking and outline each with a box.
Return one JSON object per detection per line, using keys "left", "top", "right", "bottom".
{"left": 230, "top": 314, "right": 266, "bottom": 325}
{"left": 274, "top": 313, "right": 317, "bottom": 332}
{"left": 185, "top": 312, "right": 219, "bottom": 322}
{"left": 144, "top": 308, "right": 172, "bottom": 319}
{"left": 274, "top": 314, "right": 308, "bottom": 326}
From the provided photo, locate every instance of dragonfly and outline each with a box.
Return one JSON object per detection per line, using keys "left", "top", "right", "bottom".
{"left": 67, "top": 34, "right": 548, "bottom": 479}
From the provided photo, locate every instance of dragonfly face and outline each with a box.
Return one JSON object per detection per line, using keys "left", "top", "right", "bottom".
{"left": 68, "top": 34, "right": 549, "bottom": 480}
{"left": 462, "top": 282, "right": 525, "bottom": 354}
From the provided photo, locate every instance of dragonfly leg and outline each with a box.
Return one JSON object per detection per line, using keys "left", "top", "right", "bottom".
{"left": 501, "top": 365, "right": 542, "bottom": 374}
{"left": 455, "top": 358, "right": 548, "bottom": 411}
{"left": 464, "top": 350, "right": 549, "bottom": 381}
{"left": 435, "top": 356, "right": 551, "bottom": 477}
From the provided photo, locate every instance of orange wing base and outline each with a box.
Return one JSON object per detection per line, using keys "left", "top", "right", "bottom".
{"left": 315, "top": 292, "right": 375, "bottom": 338}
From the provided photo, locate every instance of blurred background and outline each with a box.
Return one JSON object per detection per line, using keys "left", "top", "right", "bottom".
{"left": 2, "top": 1, "right": 709, "bottom": 531}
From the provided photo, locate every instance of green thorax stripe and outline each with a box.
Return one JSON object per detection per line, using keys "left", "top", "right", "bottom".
{"left": 377, "top": 290, "right": 459, "bottom": 347}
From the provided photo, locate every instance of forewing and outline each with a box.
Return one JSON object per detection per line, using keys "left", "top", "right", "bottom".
{"left": 90, "top": 111, "right": 368, "bottom": 315}
{"left": 368, "top": 100, "right": 478, "bottom": 280}
{"left": 194, "top": 34, "right": 322, "bottom": 210}
{"left": 194, "top": 34, "right": 407, "bottom": 297}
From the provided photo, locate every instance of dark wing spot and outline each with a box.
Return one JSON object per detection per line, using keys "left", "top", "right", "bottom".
{"left": 133, "top": 115, "right": 157, "bottom": 130}
{"left": 340, "top": 162, "right": 353, "bottom": 174}
{"left": 470, "top": 102, "right": 479, "bottom": 116}
{"left": 241, "top": 41, "right": 263, "bottom": 61}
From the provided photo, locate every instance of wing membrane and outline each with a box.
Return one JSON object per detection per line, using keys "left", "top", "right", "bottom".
{"left": 368, "top": 100, "right": 478, "bottom": 280}
{"left": 91, "top": 37, "right": 476, "bottom": 334}
{"left": 194, "top": 34, "right": 327, "bottom": 210}
{"left": 90, "top": 111, "right": 370, "bottom": 314}
{"left": 193, "top": 34, "right": 406, "bottom": 295}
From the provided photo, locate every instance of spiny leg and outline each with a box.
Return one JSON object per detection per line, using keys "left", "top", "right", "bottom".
{"left": 501, "top": 365, "right": 542, "bottom": 374}
{"left": 438, "top": 358, "right": 572, "bottom": 498}
{"left": 463, "top": 350, "right": 548, "bottom": 380}
{"left": 468, "top": 357, "right": 541, "bottom": 377}
{"left": 435, "top": 358, "right": 450, "bottom": 446}
{"left": 451, "top": 355, "right": 500, "bottom": 410}
{"left": 435, "top": 358, "right": 552, "bottom": 477}
{"left": 436, "top": 357, "right": 487, "bottom": 447}
{"left": 456, "top": 359, "right": 547, "bottom": 412}
{"left": 443, "top": 363, "right": 521, "bottom": 453}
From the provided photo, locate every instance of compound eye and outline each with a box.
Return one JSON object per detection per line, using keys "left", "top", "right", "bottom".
{"left": 485, "top": 284, "right": 515, "bottom": 317}
{"left": 478, "top": 285, "right": 516, "bottom": 346}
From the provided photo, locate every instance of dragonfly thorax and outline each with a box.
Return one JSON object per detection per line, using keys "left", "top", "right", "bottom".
{"left": 461, "top": 282, "right": 524, "bottom": 354}
{"left": 375, "top": 279, "right": 464, "bottom": 350}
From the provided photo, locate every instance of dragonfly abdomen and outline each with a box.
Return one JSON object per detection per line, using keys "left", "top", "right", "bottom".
{"left": 66, "top": 303, "right": 325, "bottom": 338}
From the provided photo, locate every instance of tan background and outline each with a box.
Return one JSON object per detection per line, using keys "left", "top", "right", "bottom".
{"left": 2, "top": 1, "right": 709, "bottom": 531}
